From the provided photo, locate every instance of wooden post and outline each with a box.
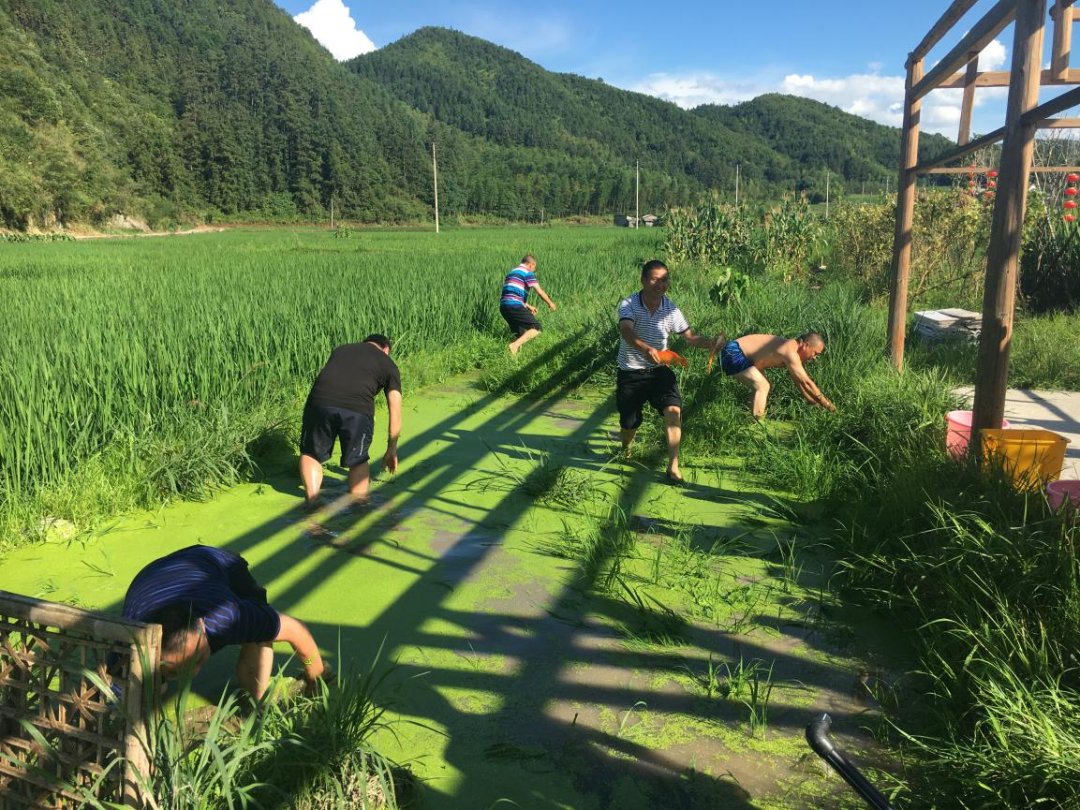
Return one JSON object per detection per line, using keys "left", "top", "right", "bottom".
{"left": 1051, "top": 0, "right": 1073, "bottom": 81}
{"left": 122, "top": 624, "right": 160, "bottom": 806}
{"left": 972, "top": 0, "right": 1046, "bottom": 451}
{"left": 887, "top": 57, "right": 924, "bottom": 370}
{"left": 958, "top": 52, "right": 980, "bottom": 145}
{"left": 432, "top": 141, "right": 439, "bottom": 234}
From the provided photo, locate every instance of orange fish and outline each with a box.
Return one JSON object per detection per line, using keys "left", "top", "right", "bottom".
{"left": 656, "top": 350, "right": 689, "bottom": 368}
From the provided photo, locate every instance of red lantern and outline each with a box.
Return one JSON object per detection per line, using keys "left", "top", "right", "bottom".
{"left": 1068, "top": 173, "right": 1080, "bottom": 183}
{"left": 987, "top": 170, "right": 999, "bottom": 179}
{"left": 1066, "top": 214, "right": 1076, "bottom": 223}
{"left": 1067, "top": 187, "right": 1078, "bottom": 196}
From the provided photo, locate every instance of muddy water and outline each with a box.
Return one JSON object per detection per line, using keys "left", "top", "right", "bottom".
{"left": 0, "top": 376, "right": 902, "bottom": 808}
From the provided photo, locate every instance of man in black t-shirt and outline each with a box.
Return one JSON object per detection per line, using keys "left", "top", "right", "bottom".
{"left": 299, "top": 333, "right": 402, "bottom": 509}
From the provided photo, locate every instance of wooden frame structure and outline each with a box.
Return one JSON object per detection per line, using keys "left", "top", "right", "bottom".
{"left": 889, "top": 0, "right": 1080, "bottom": 450}
{"left": 0, "top": 592, "right": 160, "bottom": 807}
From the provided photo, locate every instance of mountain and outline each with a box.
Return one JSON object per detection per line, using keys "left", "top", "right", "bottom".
{"left": 0, "top": 7, "right": 952, "bottom": 230}
{"left": 0, "top": 0, "right": 433, "bottom": 228}
{"left": 349, "top": 28, "right": 955, "bottom": 202}
{"left": 693, "top": 94, "right": 938, "bottom": 188}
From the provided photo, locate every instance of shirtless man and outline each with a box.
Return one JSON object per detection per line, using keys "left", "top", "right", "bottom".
{"left": 719, "top": 332, "right": 836, "bottom": 419}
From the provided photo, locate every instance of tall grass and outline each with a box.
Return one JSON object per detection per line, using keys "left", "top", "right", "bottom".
{"left": 695, "top": 270, "right": 1080, "bottom": 806}
{"left": 0, "top": 226, "right": 659, "bottom": 548}
{"left": 73, "top": 659, "right": 406, "bottom": 809}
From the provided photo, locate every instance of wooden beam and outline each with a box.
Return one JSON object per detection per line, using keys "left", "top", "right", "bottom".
{"left": 959, "top": 52, "right": 981, "bottom": 145}
{"left": 915, "top": 126, "right": 1006, "bottom": 174}
{"left": 888, "top": 58, "right": 924, "bottom": 371}
{"left": 911, "top": 0, "right": 1016, "bottom": 101}
{"left": 972, "top": 0, "right": 1046, "bottom": 454}
{"left": 1021, "top": 84, "right": 1080, "bottom": 122}
{"left": 938, "top": 67, "right": 1080, "bottom": 88}
{"left": 1041, "top": 117, "right": 1080, "bottom": 127}
{"left": 912, "top": 0, "right": 984, "bottom": 62}
{"left": 924, "top": 164, "right": 1080, "bottom": 173}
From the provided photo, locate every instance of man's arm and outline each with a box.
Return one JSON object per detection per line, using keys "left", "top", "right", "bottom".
{"left": 619, "top": 319, "right": 662, "bottom": 364}
{"left": 383, "top": 388, "right": 402, "bottom": 473}
{"left": 533, "top": 284, "right": 556, "bottom": 312}
{"left": 784, "top": 356, "right": 836, "bottom": 412}
{"left": 275, "top": 612, "right": 325, "bottom": 685}
{"left": 679, "top": 328, "right": 727, "bottom": 351}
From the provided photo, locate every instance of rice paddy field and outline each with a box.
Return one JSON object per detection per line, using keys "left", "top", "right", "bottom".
{"left": 2, "top": 224, "right": 1080, "bottom": 808}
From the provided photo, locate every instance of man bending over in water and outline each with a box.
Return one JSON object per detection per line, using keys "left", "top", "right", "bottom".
{"left": 719, "top": 332, "right": 836, "bottom": 419}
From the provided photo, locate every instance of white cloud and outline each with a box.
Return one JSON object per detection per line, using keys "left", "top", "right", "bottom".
{"left": 632, "top": 73, "right": 777, "bottom": 109}
{"left": 631, "top": 40, "right": 1012, "bottom": 137}
{"left": 294, "top": 0, "right": 376, "bottom": 61}
{"left": 980, "top": 38, "right": 1007, "bottom": 70}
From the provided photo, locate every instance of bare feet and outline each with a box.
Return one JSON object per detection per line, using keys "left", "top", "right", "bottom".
{"left": 666, "top": 467, "right": 684, "bottom": 485}
{"left": 509, "top": 342, "right": 520, "bottom": 356}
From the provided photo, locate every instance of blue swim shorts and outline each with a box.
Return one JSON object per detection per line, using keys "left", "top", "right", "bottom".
{"left": 720, "top": 341, "right": 755, "bottom": 376}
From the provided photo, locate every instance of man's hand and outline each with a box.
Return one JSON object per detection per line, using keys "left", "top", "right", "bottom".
{"left": 646, "top": 347, "right": 662, "bottom": 365}
{"left": 526, "top": 304, "right": 538, "bottom": 314}
{"left": 547, "top": 302, "right": 557, "bottom": 312}
{"left": 713, "top": 333, "right": 727, "bottom": 352}
{"left": 383, "top": 447, "right": 398, "bottom": 474}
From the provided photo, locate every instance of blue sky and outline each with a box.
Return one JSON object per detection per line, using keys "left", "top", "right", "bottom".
{"left": 273, "top": 0, "right": 1025, "bottom": 137}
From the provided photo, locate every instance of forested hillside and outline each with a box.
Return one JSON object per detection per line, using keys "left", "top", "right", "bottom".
{"left": 0, "top": 0, "right": 433, "bottom": 228}
{"left": 0, "top": 4, "right": 952, "bottom": 230}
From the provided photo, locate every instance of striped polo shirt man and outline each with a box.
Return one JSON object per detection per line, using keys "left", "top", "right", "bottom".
{"left": 122, "top": 545, "right": 280, "bottom": 652}
{"left": 500, "top": 262, "right": 538, "bottom": 308}
{"left": 616, "top": 292, "right": 690, "bottom": 370}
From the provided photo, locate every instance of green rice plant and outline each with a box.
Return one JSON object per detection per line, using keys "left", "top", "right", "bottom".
{"left": 462, "top": 441, "right": 609, "bottom": 509}
{"left": 771, "top": 535, "right": 803, "bottom": 593}
{"left": 612, "top": 575, "right": 687, "bottom": 646}
{"left": 0, "top": 226, "right": 661, "bottom": 547}
{"left": 743, "top": 660, "right": 775, "bottom": 737}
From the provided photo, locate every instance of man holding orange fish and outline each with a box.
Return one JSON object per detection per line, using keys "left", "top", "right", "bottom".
{"left": 616, "top": 259, "right": 725, "bottom": 484}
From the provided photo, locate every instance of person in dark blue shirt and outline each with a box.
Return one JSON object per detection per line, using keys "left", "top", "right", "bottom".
{"left": 123, "top": 545, "right": 328, "bottom": 699}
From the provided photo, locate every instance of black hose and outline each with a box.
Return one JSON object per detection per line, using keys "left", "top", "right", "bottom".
{"left": 805, "top": 713, "right": 895, "bottom": 810}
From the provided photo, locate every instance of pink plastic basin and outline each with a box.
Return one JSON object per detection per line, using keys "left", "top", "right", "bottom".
{"left": 1047, "top": 479, "right": 1080, "bottom": 513}
{"left": 946, "top": 410, "right": 1011, "bottom": 459}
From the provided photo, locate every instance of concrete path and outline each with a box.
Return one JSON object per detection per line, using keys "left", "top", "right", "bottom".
{"left": 955, "top": 387, "right": 1080, "bottom": 479}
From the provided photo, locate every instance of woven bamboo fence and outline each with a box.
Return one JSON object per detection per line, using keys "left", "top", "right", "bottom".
{"left": 0, "top": 591, "right": 160, "bottom": 807}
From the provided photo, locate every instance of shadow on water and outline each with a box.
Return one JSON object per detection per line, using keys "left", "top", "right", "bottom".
{"left": 89, "top": 329, "right": 876, "bottom": 807}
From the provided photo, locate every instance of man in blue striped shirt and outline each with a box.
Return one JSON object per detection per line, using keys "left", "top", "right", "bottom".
{"left": 122, "top": 545, "right": 328, "bottom": 700}
{"left": 499, "top": 255, "right": 557, "bottom": 354}
{"left": 617, "top": 260, "right": 725, "bottom": 484}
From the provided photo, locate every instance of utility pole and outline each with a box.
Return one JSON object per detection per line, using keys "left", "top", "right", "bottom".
{"left": 330, "top": 195, "right": 335, "bottom": 229}
{"left": 825, "top": 170, "right": 830, "bottom": 219}
{"left": 432, "top": 141, "right": 440, "bottom": 234}
{"left": 635, "top": 160, "right": 640, "bottom": 228}
{"left": 735, "top": 163, "right": 740, "bottom": 208}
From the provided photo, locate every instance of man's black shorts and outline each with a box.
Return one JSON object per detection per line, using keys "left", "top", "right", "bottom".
{"left": 299, "top": 402, "right": 374, "bottom": 467}
{"left": 500, "top": 304, "right": 542, "bottom": 337}
{"left": 615, "top": 367, "right": 682, "bottom": 430}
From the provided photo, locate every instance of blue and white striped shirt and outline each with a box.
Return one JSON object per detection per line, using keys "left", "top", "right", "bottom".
{"left": 500, "top": 265, "right": 537, "bottom": 308}
{"left": 122, "top": 545, "right": 280, "bottom": 653}
{"left": 617, "top": 292, "right": 690, "bottom": 370}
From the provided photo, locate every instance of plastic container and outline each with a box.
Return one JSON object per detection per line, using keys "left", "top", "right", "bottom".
{"left": 1047, "top": 480, "right": 1080, "bottom": 515}
{"left": 946, "top": 410, "right": 1010, "bottom": 458}
{"left": 980, "top": 428, "right": 1070, "bottom": 490}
